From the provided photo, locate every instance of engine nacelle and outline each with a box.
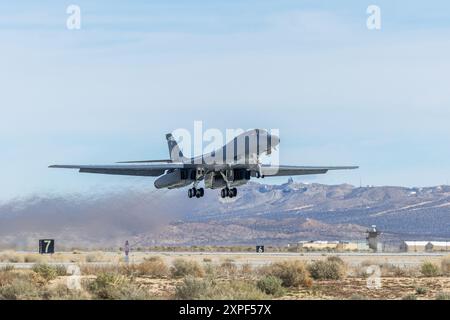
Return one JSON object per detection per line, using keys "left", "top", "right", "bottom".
{"left": 154, "top": 169, "right": 192, "bottom": 189}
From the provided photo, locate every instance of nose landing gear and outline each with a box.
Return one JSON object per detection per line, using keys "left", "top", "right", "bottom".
{"left": 188, "top": 187, "right": 204, "bottom": 198}
{"left": 220, "top": 187, "right": 237, "bottom": 198}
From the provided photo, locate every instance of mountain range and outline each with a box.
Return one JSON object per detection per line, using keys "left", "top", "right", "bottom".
{"left": 1, "top": 180, "right": 450, "bottom": 248}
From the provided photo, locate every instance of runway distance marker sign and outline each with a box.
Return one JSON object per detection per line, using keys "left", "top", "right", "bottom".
{"left": 39, "top": 239, "right": 55, "bottom": 254}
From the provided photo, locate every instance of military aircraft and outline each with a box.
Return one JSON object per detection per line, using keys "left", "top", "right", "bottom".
{"left": 49, "top": 129, "right": 358, "bottom": 199}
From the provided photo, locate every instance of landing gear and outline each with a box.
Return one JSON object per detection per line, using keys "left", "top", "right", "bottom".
{"left": 220, "top": 187, "right": 237, "bottom": 198}
{"left": 188, "top": 187, "right": 204, "bottom": 199}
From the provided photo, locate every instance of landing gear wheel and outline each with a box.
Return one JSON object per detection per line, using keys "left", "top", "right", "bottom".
{"left": 220, "top": 189, "right": 226, "bottom": 198}
{"left": 228, "top": 187, "right": 237, "bottom": 198}
{"left": 193, "top": 187, "right": 204, "bottom": 198}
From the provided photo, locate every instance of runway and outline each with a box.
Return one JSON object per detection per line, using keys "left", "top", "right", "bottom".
{"left": 1, "top": 251, "right": 447, "bottom": 269}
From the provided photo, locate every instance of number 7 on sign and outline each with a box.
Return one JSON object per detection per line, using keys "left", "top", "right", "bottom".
{"left": 44, "top": 240, "right": 51, "bottom": 253}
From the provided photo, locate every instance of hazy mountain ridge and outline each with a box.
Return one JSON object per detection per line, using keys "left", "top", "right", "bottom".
{"left": 1, "top": 182, "right": 450, "bottom": 248}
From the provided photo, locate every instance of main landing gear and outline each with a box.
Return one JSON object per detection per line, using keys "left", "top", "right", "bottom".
{"left": 220, "top": 187, "right": 237, "bottom": 198}
{"left": 188, "top": 187, "right": 204, "bottom": 198}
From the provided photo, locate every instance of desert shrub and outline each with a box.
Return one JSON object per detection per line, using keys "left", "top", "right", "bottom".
{"left": 208, "top": 281, "right": 268, "bottom": 300}
{"left": 32, "top": 264, "right": 66, "bottom": 281}
{"left": 261, "top": 260, "right": 312, "bottom": 288}
{"left": 174, "top": 277, "right": 212, "bottom": 300}
{"left": 441, "top": 256, "right": 450, "bottom": 275}
{"left": 135, "top": 257, "right": 169, "bottom": 277}
{"left": 55, "top": 265, "right": 67, "bottom": 276}
{"left": 256, "top": 275, "right": 284, "bottom": 296}
{"left": 116, "top": 283, "right": 153, "bottom": 300}
{"left": 435, "top": 292, "right": 450, "bottom": 300}
{"left": 420, "top": 262, "right": 440, "bottom": 277}
{"left": 41, "top": 284, "right": 89, "bottom": 300}
{"left": 175, "top": 277, "right": 268, "bottom": 300}
{"left": 416, "top": 287, "right": 428, "bottom": 295}
{"left": 402, "top": 294, "right": 417, "bottom": 300}
{"left": 308, "top": 259, "right": 346, "bottom": 280}
{"left": 171, "top": 259, "right": 204, "bottom": 278}
{"left": 415, "top": 287, "right": 427, "bottom": 295}
{"left": 327, "top": 256, "right": 345, "bottom": 265}
{"left": 88, "top": 273, "right": 127, "bottom": 299}
{"left": 0, "top": 275, "right": 39, "bottom": 300}
{"left": 352, "top": 265, "right": 370, "bottom": 278}
{"left": 203, "top": 263, "right": 217, "bottom": 277}
{"left": 87, "top": 273, "right": 150, "bottom": 300}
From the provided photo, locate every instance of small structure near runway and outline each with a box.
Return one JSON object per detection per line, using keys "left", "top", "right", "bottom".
{"left": 401, "top": 241, "right": 450, "bottom": 252}
{"left": 297, "top": 240, "right": 369, "bottom": 252}
{"left": 366, "top": 225, "right": 382, "bottom": 252}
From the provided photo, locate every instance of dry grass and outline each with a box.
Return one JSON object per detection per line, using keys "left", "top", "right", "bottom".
{"left": 0, "top": 251, "right": 24, "bottom": 263}
{"left": 80, "top": 264, "right": 122, "bottom": 275}
{"left": 0, "top": 251, "right": 122, "bottom": 264}
{"left": 85, "top": 252, "right": 106, "bottom": 263}
{"left": 23, "top": 254, "right": 45, "bottom": 263}
{"left": 441, "top": 256, "right": 450, "bottom": 275}
{"left": 240, "top": 263, "right": 253, "bottom": 275}
{"left": 124, "top": 257, "right": 169, "bottom": 278}
{"left": 174, "top": 276, "right": 268, "bottom": 300}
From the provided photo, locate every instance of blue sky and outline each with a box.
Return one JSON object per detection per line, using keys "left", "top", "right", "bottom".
{"left": 1, "top": 1, "right": 450, "bottom": 200}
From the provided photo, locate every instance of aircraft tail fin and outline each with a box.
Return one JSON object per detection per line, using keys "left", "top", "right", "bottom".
{"left": 166, "top": 133, "right": 187, "bottom": 162}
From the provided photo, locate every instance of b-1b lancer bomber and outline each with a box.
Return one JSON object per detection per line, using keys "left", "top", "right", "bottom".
{"left": 50, "top": 129, "right": 358, "bottom": 199}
